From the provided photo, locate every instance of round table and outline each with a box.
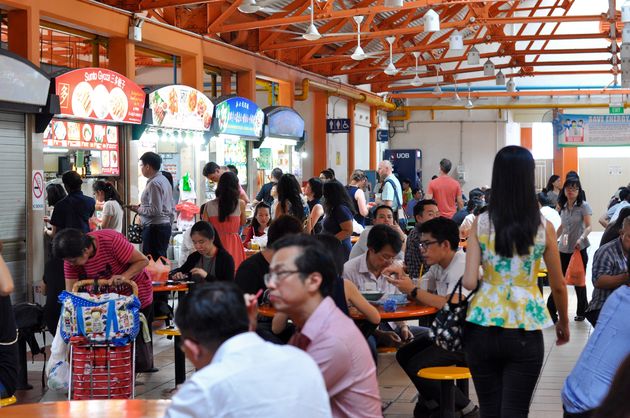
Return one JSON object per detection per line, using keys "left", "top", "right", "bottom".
{"left": 258, "top": 303, "right": 438, "bottom": 321}
{"left": 0, "top": 399, "right": 171, "bottom": 418}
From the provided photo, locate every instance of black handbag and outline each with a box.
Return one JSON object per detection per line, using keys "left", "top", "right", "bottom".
{"left": 127, "top": 213, "right": 143, "bottom": 244}
{"left": 429, "top": 277, "right": 477, "bottom": 352}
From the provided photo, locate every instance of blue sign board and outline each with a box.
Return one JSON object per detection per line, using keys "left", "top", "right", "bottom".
{"left": 377, "top": 129, "right": 389, "bottom": 142}
{"left": 264, "top": 106, "right": 305, "bottom": 139}
{"left": 214, "top": 97, "right": 264, "bottom": 138}
{"left": 326, "top": 118, "right": 351, "bottom": 134}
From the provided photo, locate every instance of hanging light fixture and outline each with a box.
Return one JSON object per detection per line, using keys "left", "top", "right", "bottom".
{"left": 302, "top": 0, "right": 321, "bottom": 41}
{"left": 506, "top": 78, "right": 516, "bottom": 93}
{"left": 467, "top": 46, "right": 480, "bottom": 65}
{"left": 496, "top": 70, "right": 506, "bottom": 85}
{"left": 432, "top": 84, "right": 443, "bottom": 95}
{"left": 423, "top": 9, "right": 440, "bottom": 32}
{"left": 449, "top": 30, "right": 463, "bottom": 52}
{"left": 483, "top": 59, "right": 495, "bottom": 76}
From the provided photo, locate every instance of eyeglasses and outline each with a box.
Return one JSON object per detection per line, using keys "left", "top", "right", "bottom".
{"left": 419, "top": 240, "right": 439, "bottom": 251}
{"left": 565, "top": 186, "right": 579, "bottom": 191}
{"left": 264, "top": 270, "right": 301, "bottom": 286}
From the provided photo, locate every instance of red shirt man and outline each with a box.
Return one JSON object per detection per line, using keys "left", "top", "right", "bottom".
{"left": 426, "top": 158, "right": 463, "bottom": 219}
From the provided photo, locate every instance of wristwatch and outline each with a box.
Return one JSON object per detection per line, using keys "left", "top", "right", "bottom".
{"left": 407, "top": 287, "right": 418, "bottom": 301}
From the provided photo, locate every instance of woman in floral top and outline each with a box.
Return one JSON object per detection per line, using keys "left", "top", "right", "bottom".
{"left": 462, "top": 146, "right": 570, "bottom": 417}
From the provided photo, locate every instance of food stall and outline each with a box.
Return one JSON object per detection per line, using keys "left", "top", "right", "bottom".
{"left": 132, "top": 85, "right": 214, "bottom": 209}
{"left": 210, "top": 96, "right": 264, "bottom": 197}
{"left": 42, "top": 67, "right": 145, "bottom": 198}
{"left": 256, "top": 106, "right": 305, "bottom": 185}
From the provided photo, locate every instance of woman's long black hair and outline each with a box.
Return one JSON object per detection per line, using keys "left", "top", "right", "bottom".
{"left": 93, "top": 180, "right": 123, "bottom": 206}
{"left": 190, "top": 221, "right": 224, "bottom": 250}
{"left": 488, "top": 146, "right": 541, "bottom": 258}
{"left": 216, "top": 171, "right": 240, "bottom": 222}
{"left": 251, "top": 202, "right": 270, "bottom": 233}
{"left": 307, "top": 177, "right": 323, "bottom": 201}
{"left": 277, "top": 174, "right": 306, "bottom": 222}
{"left": 557, "top": 176, "right": 585, "bottom": 210}
{"left": 323, "top": 180, "right": 356, "bottom": 216}
{"left": 543, "top": 174, "right": 560, "bottom": 193}
{"left": 46, "top": 183, "right": 67, "bottom": 206}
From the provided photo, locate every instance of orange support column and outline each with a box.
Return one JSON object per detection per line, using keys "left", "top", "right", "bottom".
{"left": 521, "top": 126, "right": 533, "bottom": 150}
{"left": 312, "top": 90, "right": 328, "bottom": 176}
{"left": 7, "top": 7, "right": 40, "bottom": 64}
{"left": 221, "top": 70, "right": 232, "bottom": 96}
{"left": 369, "top": 106, "right": 377, "bottom": 170}
{"left": 109, "top": 38, "right": 135, "bottom": 78}
{"left": 553, "top": 146, "right": 578, "bottom": 179}
{"left": 181, "top": 51, "right": 204, "bottom": 91}
{"left": 237, "top": 70, "right": 256, "bottom": 101}
{"left": 347, "top": 101, "right": 355, "bottom": 179}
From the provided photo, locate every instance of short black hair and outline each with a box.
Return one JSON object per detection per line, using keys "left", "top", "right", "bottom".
{"left": 61, "top": 170, "right": 83, "bottom": 193}
{"left": 418, "top": 217, "right": 460, "bottom": 251}
{"left": 175, "top": 282, "right": 249, "bottom": 351}
{"left": 537, "top": 191, "right": 552, "bottom": 207}
{"left": 161, "top": 171, "right": 174, "bottom": 188}
{"left": 266, "top": 215, "right": 304, "bottom": 246}
{"left": 46, "top": 183, "right": 67, "bottom": 206}
{"left": 374, "top": 204, "right": 397, "bottom": 221}
{"left": 320, "top": 169, "right": 335, "bottom": 180}
{"left": 139, "top": 152, "right": 161, "bottom": 171}
{"left": 271, "top": 234, "right": 335, "bottom": 297}
{"left": 52, "top": 228, "right": 92, "bottom": 259}
{"left": 414, "top": 199, "right": 438, "bottom": 219}
{"left": 367, "top": 224, "right": 403, "bottom": 254}
{"left": 307, "top": 177, "right": 323, "bottom": 201}
{"left": 620, "top": 187, "right": 630, "bottom": 203}
{"left": 202, "top": 162, "right": 221, "bottom": 178}
{"left": 440, "top": 158, "right": 452, "bottom": 174}
{"left": 271, "top": 168, "right": 283, "bottom": 181}
{"left": 402, "top": 178, "right": 411, "bottom": 186}
{"left": 227, "top": 164, "right": 238, "bottom": 175}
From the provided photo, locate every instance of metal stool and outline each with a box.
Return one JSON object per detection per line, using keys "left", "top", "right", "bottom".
{"left": 418, "top": 366, "right": 471, "bottom": 418}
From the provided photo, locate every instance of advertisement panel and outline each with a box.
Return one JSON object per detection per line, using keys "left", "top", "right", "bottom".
{"left": 55, "top": 68, "right": 145, "bottom": 124}
{"left": 149, "top": 85, "right": 213, "bottom": 131}
{"left": 555, "top": 113, "right": 630, "bottom": 147}
{"left": 214, "top": 97, "right": 264, "bottom": 138}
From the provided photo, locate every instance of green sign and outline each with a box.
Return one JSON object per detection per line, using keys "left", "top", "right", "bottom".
{"left": 609, "top": 106, "right": 624, "bottom": 114}
{"left": 258, "top": 148, "right": 272, "bottom": 170}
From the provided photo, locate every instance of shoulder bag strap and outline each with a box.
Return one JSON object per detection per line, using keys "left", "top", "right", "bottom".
{"left": 385, "top": 179, "right": 402, "bottom": 208}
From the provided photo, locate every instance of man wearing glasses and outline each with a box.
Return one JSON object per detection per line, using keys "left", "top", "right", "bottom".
{"left": 266, "top": 235, "right": 381, "bottom": 418}
{"left": 165, "top": 281, "right": 331, "bottom": 418}
{"left": 384, "top": 217, "right": 478, "bottom": 418}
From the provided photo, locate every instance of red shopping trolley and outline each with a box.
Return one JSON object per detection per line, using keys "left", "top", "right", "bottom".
{"left": 67, "top": 279, "right": 138, "bottom": 400}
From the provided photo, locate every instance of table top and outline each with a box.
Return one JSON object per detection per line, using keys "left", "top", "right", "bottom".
{"left": 245, "top": 249, "right": 260, "bottom": 258}
{"left": 258, "top": 302, "right": 437, "bottom": 321}
{"left": 155, "top": 327, "right": 181, "bottom": 337}
{"left": 0, "top": 399, "right": 171, "bottom": 418}
{"left": 152, "top": 283, "right": 189, "bottom": 292}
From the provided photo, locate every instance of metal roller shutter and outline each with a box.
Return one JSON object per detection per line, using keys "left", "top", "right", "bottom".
{"left": 0, "top": 111, "right": 27, "bottom": 302}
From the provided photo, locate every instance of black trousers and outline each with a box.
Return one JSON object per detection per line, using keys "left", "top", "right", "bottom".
{"left": 141, "top": 223, "right": 172, "bottom": 259}
{"left": 396, "top": 335, "right": 471, "bottom": 410}
{"left": 547, "top": 249, "right": 589, "bottom": 320}
{"left": 463, "top": 323, "right": 544, "bottom": 418}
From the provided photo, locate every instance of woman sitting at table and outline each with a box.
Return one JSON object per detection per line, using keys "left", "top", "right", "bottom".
{"left": 171, "top": 221, "right": 234, "bottom": 282}
{"left": 242, "top": 203, "right": 270, "bottom": 248}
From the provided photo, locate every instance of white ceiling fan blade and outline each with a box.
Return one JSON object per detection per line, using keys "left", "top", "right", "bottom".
{"left": 259, "top": 7, "right": 285, "bottom": 13}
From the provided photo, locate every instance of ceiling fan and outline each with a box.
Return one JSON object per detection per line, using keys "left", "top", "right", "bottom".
{"left": 268, "top": 0, "right": 357, "bottom": 40}
{"left": 387, "top": 52, "right": 425, "bottom": 88}
{"left": 384, "top": 36, "right": 398, "bottom": 75}
{"left": 238, "top": 0, "right": 285, "bottom": 14}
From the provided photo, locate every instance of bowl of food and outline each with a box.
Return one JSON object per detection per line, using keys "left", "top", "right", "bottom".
{"left": 361, "top": 291, "right": 384, "bottom": 302}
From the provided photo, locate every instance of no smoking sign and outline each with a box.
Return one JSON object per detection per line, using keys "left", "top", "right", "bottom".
{"left": 32, "top": 170, "right": 45, "bottom": 211}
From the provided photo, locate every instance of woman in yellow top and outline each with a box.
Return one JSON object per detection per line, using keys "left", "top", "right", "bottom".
{"left": 462, "top": 146, "right": 570, "bottom": 418}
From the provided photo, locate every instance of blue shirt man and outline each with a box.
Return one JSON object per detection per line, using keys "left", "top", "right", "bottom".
{"left": 562, "top": 285, "right": 630, "bottom": 415}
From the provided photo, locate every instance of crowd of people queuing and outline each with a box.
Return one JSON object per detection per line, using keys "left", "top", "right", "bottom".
{"left": 1, "top": 148, "right": 629, "bottom": 418}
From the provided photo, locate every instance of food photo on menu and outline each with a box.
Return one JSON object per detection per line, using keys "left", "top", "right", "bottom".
{"left": 110, "top": 151, "right": 118, "bottom": 168}
{"left": 109, "top": 87, "right": 129, "bottom": 121}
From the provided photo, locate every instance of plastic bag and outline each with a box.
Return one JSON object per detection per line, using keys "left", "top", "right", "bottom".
{"left": 48, "top": 361, "right": 70, "bottom": 391}
{"left": 146, "top": 255, "right": 172, "bottom": 284}
{"left": 565, "top": 249, "right": 586, "bottom": 286}
{"left": 46, "top": 323, "right": 69, "bottom": 375}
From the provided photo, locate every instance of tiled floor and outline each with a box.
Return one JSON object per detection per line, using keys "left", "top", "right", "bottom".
{"left": 14, "top": 233, "right": 602, "bottom": 417}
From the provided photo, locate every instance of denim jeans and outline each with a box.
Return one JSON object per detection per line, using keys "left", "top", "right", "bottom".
{"left": 141, "top": 223, "right": 172, "bottom": 260}
{"left": 397, "top": 334, "right": 471, "bottom": 410}
{"left": 463, "top": 323, "right": 544, "bottom": 418}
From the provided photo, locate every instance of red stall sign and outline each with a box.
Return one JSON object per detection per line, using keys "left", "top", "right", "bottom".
{"left": 55, "top": 68, "right": 145, "bottom": 124}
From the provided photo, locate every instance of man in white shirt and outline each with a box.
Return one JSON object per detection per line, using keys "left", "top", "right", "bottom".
{"left": 164, "top": 282, "right": 331, "bottom": 418}
{"left": 349, "top": 205, "right": 406, "bottom": 261}
{"left": 384, "top": 217, "right": 478, "bottom": 418}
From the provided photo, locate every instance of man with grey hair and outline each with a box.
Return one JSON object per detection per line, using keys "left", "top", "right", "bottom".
{"left": 426, "top": 158, "right": 463, "bottom": 219}
{"left": 377, "top": 160, "right": 403, "bottom": 212}
{"left": 585, "top": 216, "right": 630, "bottom": 326}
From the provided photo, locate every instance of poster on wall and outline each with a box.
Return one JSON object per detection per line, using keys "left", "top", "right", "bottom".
{"left": 149, "top": 85, "right": 213, "bottom": 131}
{"left": 55, "top": 68, "right": 145, "bottom": 124}
{"left": 555, "top": 113, "right": 630, "bottom": 146}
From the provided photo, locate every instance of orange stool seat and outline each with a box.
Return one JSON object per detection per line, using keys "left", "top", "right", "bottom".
{"left": 418, "top": 366, "right": 472, "bottom": 418}
{"left": 0, "top": 395, "right": 17, "bottom": 407}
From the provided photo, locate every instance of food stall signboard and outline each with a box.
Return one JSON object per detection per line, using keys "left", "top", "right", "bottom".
{"left": 149, "top": 85, "right": 213, "bottom": 131}
{"left": 265, "top": 107, "right": 305, "bottom": 139}
{"left": 215, "top": 97, "right": 264, "bottom": 138}
{"left": 55, "top": 68, "right": 145, "bottom": 124}
{"left": 43, "top": 118, "right": 120, "bottom": 175}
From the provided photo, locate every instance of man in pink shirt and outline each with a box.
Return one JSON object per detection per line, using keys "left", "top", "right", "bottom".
{"left": 267, "top": 235, "right": 382, "bottom": 418}
{"left": 426, "top": 158, "right": 463, "bottom": 219}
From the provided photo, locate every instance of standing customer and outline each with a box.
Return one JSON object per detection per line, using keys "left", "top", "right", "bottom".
{"left": 93, "top": 180, "right": 124, "bottom": 232}
{"left": 542, "top": 174, "right": 562, "bottom": 208}
{"left": 425, "top": 158, "right": 463, "bottom": 219}
{"left": 49, "top": 170, "right": 96, "bottom": 234}
{"left": 547, "top": 175, "right": 592, "bottom": 322}
{"left": 346, "top": 170, "right": 370, "bottom": 227}
{"left": 304, "top": 178, "right": 324, "bottom": 234}
{"left": 0, "top": 242, "right": 18, "bottom": 400}
{"left": 376, "top": 160, "right": 403, "bottom": 212}
{"left": 274, "top": 173, "right": 308, "bottom": 225}
{"left": 322, "top": 180, "right": 356, "bottom": 261}
{"left": 254, "top": 167, "right": 282, "bottom": 206}
{"left": 462, "top": 146, "right": 569, "bottom": 418}
{"left": 203, "top": 171, "right": 246, "bottom": 269}
{"left": 130, "top": 152, "right": 174, "bottom": 260}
